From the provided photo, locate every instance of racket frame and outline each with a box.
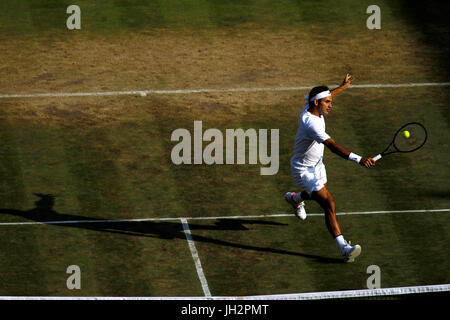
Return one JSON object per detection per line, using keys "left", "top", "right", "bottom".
{"left": 372, "top": 122, "right": 427, "bottom": 162}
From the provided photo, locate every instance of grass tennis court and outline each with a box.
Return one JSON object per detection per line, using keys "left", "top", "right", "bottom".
{"left": 0, "top": 0, "right": 449, "bottom": 298}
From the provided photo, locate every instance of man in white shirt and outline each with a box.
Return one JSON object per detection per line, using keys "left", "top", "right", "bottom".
{"left": 285, "top": 74, "right": 375, "bottom": 262}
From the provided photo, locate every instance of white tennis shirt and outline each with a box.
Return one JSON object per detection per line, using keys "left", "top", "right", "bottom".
{"left": 291, "top": 103, "right": 331, "bottom": 168}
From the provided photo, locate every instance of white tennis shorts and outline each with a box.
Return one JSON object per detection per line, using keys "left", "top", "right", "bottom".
{"left": 291, "top": 162, "right": 327, "bottom": 195}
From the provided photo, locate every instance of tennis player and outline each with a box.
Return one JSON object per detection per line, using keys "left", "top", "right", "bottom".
{"left": 285, "top": 74, "right": 375, "bottom": 262}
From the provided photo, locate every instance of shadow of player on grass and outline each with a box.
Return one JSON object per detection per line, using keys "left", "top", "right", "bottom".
{"left": 0, "top": 193, "right": 342, "bottom": 263}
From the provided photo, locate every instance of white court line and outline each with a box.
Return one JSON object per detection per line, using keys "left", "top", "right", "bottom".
{"left": 180, "top": 218, "right": 212, "bottom": 298}
{"left": 0, "top": 82, "right": 449, "bottom": 99}
{"left": 0, "top": 208, "right": 448, "bottom": 226}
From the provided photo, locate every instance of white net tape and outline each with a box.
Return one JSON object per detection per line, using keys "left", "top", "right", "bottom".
{"left": 0, "top": 284, "right": 448, "bottom": 300}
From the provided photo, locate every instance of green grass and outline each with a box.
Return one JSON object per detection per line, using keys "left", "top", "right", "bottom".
{"left": 194, "top": 212, "right": 449, "bottom": 296}
{"left": 0, "top": 0, "right": 449, "bottom": 297}
{"left": 0, "top": 0, "right": 424, "bottom": 34}
{"left": 0, "top": 221, "right": 203, "bottom": 296}
{"left": 0, "top": 87, "right": 449, "bottom": 296}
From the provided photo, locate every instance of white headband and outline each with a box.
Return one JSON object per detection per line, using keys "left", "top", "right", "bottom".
{"left": 306, "top": 90, "right": 331, "bottom": 102}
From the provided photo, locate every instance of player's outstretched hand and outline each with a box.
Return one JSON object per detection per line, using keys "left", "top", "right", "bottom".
{"left": 359, "top": 157, "right": 375, "bottom": 168}
{"left": 342, "top": 73, "right": 354, "bottom": 86}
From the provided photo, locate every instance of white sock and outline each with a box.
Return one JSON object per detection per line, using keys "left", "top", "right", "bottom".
{"left": 334, "top": 235, "right": 347, "bottom": 254}
{"left": 292, "top": 192, "right": 303, "bottom": 203}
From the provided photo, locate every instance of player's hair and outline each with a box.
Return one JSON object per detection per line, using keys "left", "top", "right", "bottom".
{"left": 308, "top": 86, "right": 330, "bottom": 104}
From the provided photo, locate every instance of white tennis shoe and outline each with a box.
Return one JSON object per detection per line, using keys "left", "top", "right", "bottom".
{"left": 284, "top": 192, "right": 307, "bottom": 220}
{"left": 342, "top": 241, "right": 361, "bottom": 263}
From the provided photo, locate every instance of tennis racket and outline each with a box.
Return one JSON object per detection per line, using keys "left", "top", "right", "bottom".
{"left": 372, "top": 122, "right": 427, "bottom": 162}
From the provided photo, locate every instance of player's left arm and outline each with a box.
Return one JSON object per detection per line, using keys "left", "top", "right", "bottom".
{"left": 323, "top": 138, "right": 375, "bottom": 168}
{"left": 330, "top": 74, "right": 354, "bottom": 97}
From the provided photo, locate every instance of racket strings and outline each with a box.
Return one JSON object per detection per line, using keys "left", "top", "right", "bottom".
{"left": 393, "top": 124, "right": 427, "bottom": 152}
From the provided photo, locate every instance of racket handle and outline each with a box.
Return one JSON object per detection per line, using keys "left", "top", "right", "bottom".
{"left": 372, "top": 154, "right": 382, "bottom": 162}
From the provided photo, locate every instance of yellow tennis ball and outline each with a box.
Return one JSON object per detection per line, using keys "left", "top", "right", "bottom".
{"left": 403, "top": 130, "right": 410, "bottom": 138}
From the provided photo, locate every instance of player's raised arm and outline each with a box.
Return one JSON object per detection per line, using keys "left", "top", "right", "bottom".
{"left": 330, "top": 73, "right": 354, "bottom": 97}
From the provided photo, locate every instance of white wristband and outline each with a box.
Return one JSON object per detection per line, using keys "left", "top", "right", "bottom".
{"left": 348, "top": 152, "right": 362, "bottom": 164}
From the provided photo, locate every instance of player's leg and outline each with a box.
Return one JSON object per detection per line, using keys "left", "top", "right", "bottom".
{"left": 293, "top": 190, "right": 312, "bottom": 201}
{"left": 285, "top": 162, "right": 328, "bottom": 220}
{"left": 312, "top": 186, "right": 361, "bottom": 262}
{"left": 285, "top": 167, "right": 312, "bottom": 220}
{"left": 310, "top": 186, "right": 341, "bottom": 237}
{"left": 284, "top": 191, "right": 307, "bottom": 220}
